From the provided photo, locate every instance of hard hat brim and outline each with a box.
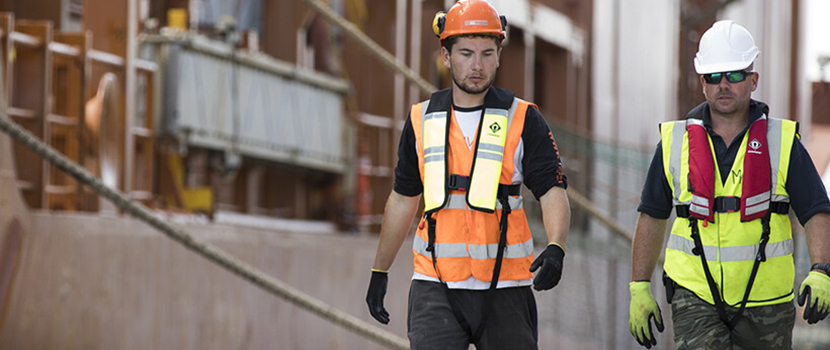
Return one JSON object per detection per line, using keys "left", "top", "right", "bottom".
{"left": 694, "top": 60, "right": 754, "bottom": 75}
{"left": 694, "top": 51, "right": 758, "bottom": 74}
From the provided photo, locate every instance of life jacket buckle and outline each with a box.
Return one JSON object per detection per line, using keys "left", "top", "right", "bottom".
{"left": 714, "top": 196, "right": 740, "bottom": 213}
{"left": 448, "top": 174, "right": 469, "bottom": 191}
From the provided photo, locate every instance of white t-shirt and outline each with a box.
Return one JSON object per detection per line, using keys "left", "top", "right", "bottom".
{"left": 454, "top": 109, "right": 481, "bottom": 150}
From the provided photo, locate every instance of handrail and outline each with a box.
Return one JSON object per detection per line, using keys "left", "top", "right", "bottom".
{"left": 9, "top": 31, "right": 40, "bottom": 47}
{"left": 48, "top": 41, "right": 81, "bottom": 58}
{"left": 45, "top": 113, "right": 78, "bottom": 126}
{"left": 139, "top": 33, "right": 349, "bottom": 94}
{"left": 47, "top": 42, "right": 156, "bottom": 74}
{"left": 7, "top": 107, "right": 36, "bottom": 119}
{"left": 567, "top": 189, "right": 633, "bottom": 242}
{"left": 134, "top": 58, "right": 158, "bottom": 72}
{"left": 88, "top": 49, "right": 125, "bottom": 67}
{"left": 358, "top": 112, "right": 395, "bottom": 129}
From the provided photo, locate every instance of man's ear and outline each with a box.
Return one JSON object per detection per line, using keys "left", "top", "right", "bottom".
{"left": 751, "top": 72, "right": 759, "bottom": 92}
{"left": 441, "top": 46, "right": 451, "bottom": 68}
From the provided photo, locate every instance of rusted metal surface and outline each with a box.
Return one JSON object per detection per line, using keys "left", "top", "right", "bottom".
{"left": 812, "top": 82, "right": 830, "bottom": 125}
{"left": 807, "top": 123, "right": 830, "bottom": 179}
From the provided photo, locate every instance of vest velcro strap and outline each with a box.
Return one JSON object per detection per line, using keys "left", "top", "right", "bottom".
{"left": 448, "top": 174, "right": 521, "bottom": 197}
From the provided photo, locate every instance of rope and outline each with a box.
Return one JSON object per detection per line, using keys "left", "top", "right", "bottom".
{"left": 566, "top": 189, "right": 633, "bottom": 242}
{"left": 0, "top": 114, "right": 410, "bottom": 350}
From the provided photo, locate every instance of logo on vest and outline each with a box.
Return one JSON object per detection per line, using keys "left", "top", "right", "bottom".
{"left": 489, "top": 122, "right": 501, "bottom": 134}
{"left": 748, "top": 138, "right": 762, "bottom": 154}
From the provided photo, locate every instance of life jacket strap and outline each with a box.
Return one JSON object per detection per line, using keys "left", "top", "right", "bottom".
{"left": 675, "top": 199, "right": 788, "bottom": 218}
{"left": 686, "top": 212, "right": 772, "bottom": 329}
{"left": 468, "top": 195, "right": 511, "bottom": 344}
{"left": 447, "top": 174, "right": 521, "bottom": 197}
{"left": 430, "top": 175, "right": 519, "bottom": 344}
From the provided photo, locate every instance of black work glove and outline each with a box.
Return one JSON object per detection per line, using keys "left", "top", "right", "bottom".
{"left": 529, "top": 243, "right": 565, "bottom": 291}
{"left": 366, "top": 270, "right": 390, "bottom": 324}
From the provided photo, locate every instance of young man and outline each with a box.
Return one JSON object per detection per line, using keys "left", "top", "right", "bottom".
{"left": 628, "top": 20, "right": 830, "bottom": 349}
{"left": 364, "top": 1, "right": 571, "bottom": 349}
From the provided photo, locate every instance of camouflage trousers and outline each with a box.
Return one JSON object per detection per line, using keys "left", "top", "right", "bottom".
{"left": 671, "top": 288, "right": 795, "bottom": 350}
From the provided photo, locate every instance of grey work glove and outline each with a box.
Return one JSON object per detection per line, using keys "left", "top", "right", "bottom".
{"left": 529, "top": 243, "right": 565, "bottom": 291}
{"left": 366, "top": 270, "right": 390, "bottom": 324}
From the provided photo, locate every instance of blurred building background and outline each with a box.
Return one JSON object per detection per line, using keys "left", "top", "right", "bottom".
{"left": 0, "top": 0, "right": 827, "bottom": 349}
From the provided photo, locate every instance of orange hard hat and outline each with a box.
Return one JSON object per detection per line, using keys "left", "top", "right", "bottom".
{"left": 432, "top": 0, "right": 506, "bottom": 42}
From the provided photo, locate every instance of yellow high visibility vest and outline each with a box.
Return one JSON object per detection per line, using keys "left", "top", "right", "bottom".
{"left": 420, "top": 101, "right": 512, "bottom": 213}
{"left": 661, "top": 116, "right": 798, "bottom": 307}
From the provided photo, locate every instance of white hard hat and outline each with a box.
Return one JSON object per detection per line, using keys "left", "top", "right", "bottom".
{"left": 694, "top": 20, "right": 759, "bottom": 74}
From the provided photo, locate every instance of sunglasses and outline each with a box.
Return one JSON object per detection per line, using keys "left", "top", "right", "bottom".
{"left": 702, "top": 70, "right": 754, "bottom": 84}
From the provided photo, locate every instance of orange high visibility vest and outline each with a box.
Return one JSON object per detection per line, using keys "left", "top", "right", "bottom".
{"left": 410, "top": 97, "right": 536, "bottom": 282}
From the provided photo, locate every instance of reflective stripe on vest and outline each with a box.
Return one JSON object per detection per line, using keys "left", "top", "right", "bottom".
{"left": 660, "top": 116, "right": 798, "bottom": 307}
{"left": 421, "top": 100, "right": 519, "bottom": 213}
{"left": 666, "top": 234, "right": 793, "bottom": 262}
{"left": 413, "top": 235, "right": 534, "bottom": 259}
{"left": 468, "top": 108, "right": 510, "bottom": 211}
{"left": 664, "top": 119, "right": 688, "bottom": 207}
{"left": 767, "top": 118, "right": 791, "bottom": 203}
{"left": 421, "top": 100, "right": 450, "bottom": 212}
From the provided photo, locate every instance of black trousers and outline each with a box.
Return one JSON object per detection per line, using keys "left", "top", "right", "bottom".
{"left": 407, "top": 280, "right": 538, "bottom": 350}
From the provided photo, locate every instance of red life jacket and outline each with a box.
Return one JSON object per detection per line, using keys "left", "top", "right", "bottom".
{"left": 687, "top": 117, "right": 771, "bottom": 223}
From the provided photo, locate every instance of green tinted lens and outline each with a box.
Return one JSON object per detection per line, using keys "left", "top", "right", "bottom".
{"left": 725, "top": 71, "right": 748, "bottom": 83}
{"left": 704, "top": 73, "right": 723, "bottom": 84}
